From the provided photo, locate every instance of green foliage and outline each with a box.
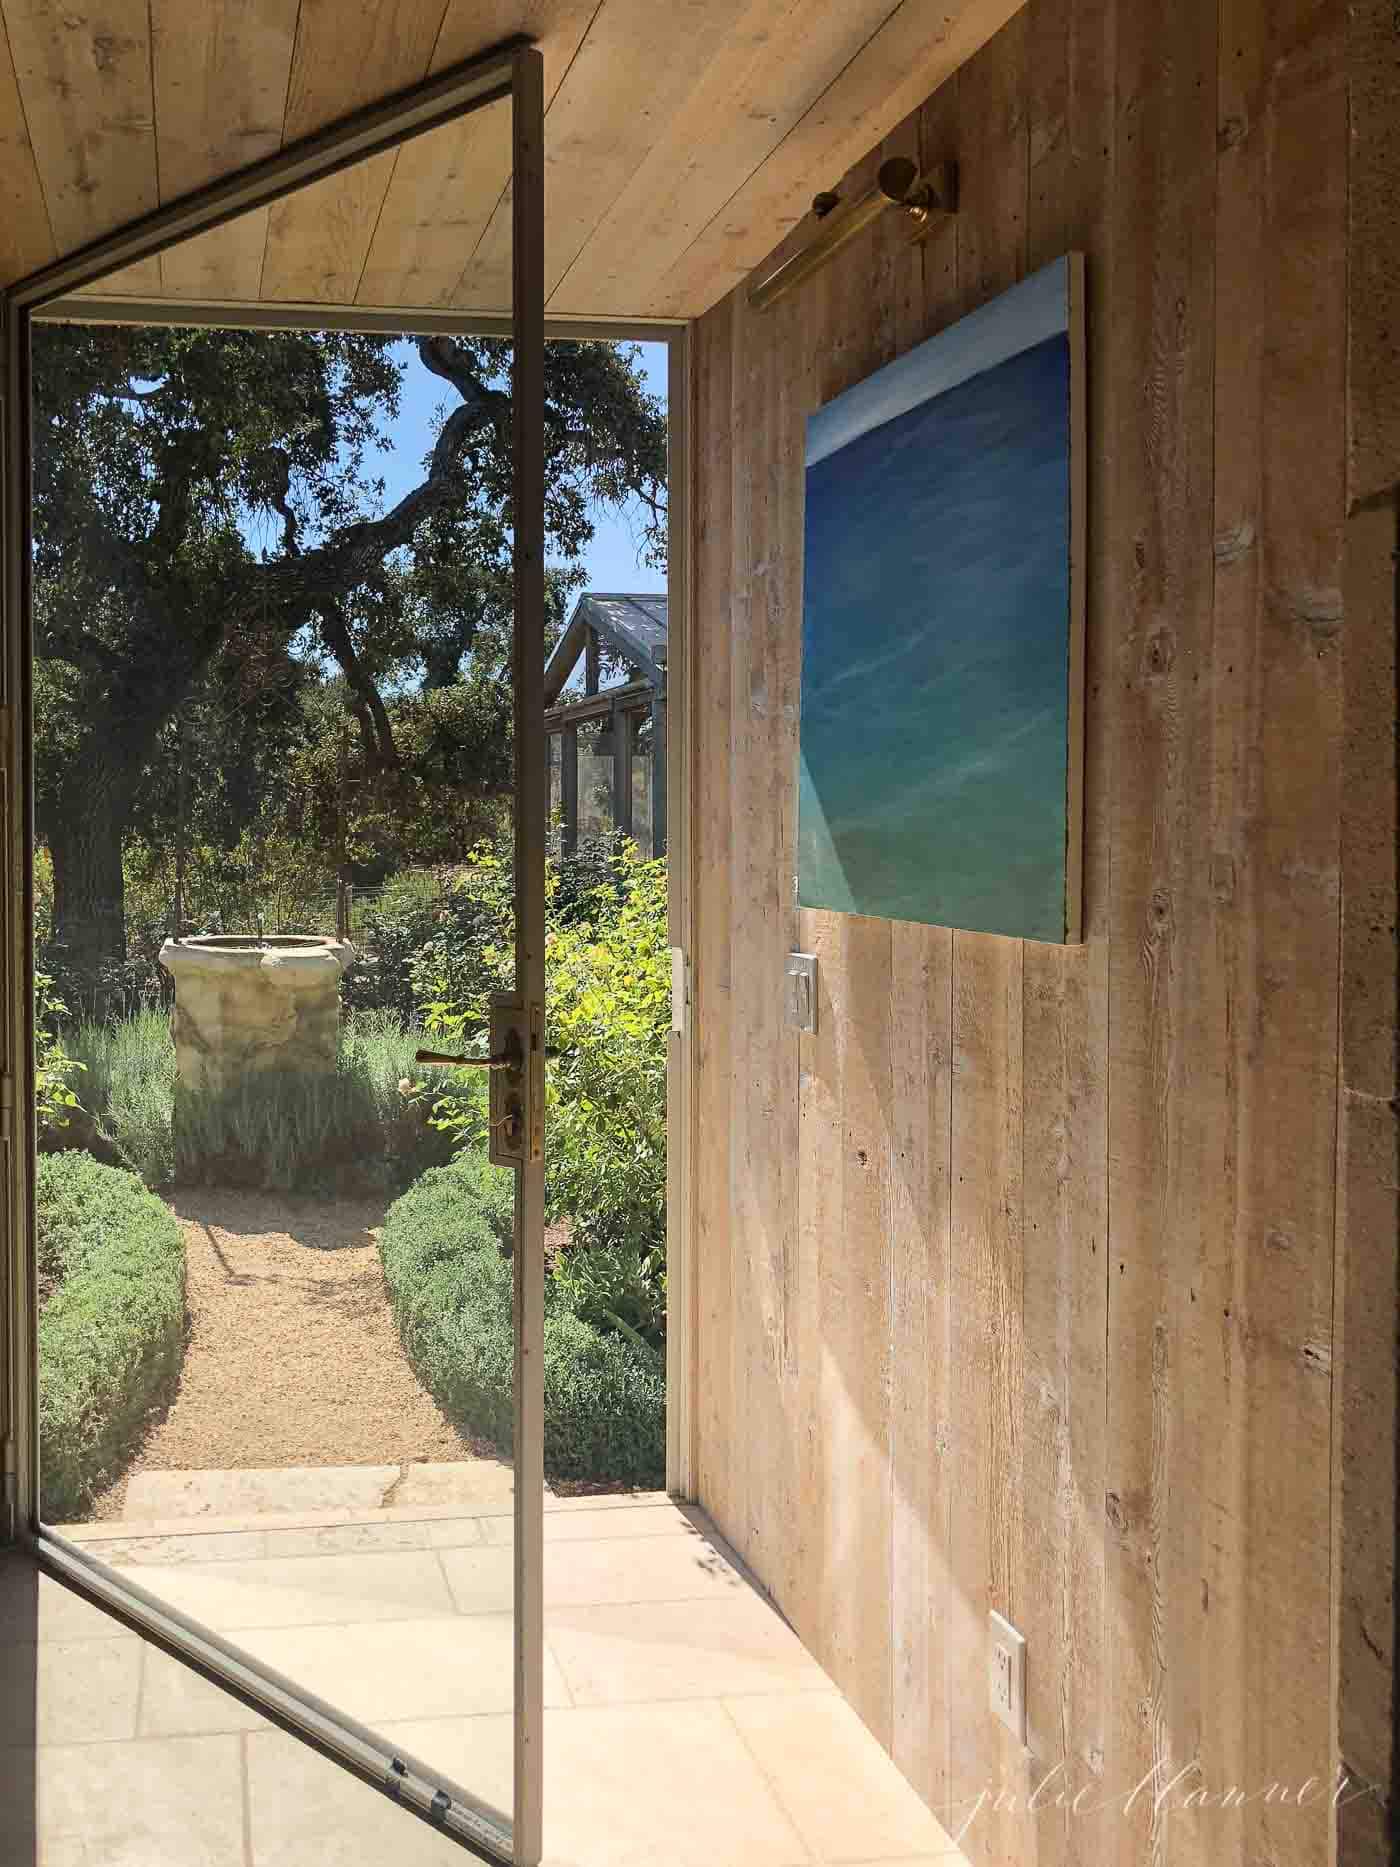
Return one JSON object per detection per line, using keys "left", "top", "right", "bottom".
{"left": 546, "top": 849, "right": 669, "bottom": 1261}
{"left": 342, "top": 872, "right": 452, "bottom": 1021}
{"left": 551, "top": 1240, "right": 665, "bottom": 1353}
{"left": 65, "top": 1008, "right": 459, "bottom": 1193}
{"left": 35, "top": 968, "right": 85, "bottom": 1138}
{"left": 66, "top": 1010, "right": 176, "bottom": 1186}
{"left": 380, "top": 1154, "right": 664, "bottom": 1485}
{"left": 37, "top": 1152, "right": 186, "bottom": 1520}
{"left": 32, "top": 319, "right": 666, "bottom": 978}
{"left": 418, "top": 835, "right": 669, "bottom": 1339}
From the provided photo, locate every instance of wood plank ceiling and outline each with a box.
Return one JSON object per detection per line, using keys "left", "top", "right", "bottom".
{"left": 0, "top": 0, "right": 1020, "bottom": 321}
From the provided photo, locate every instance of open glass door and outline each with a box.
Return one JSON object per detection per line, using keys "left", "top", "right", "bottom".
{"left": 1, "top": 42, "right": 545, "bottom": 1866}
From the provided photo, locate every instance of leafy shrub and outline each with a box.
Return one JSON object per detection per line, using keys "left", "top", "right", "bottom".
{"left": 342, "top": 872, "right": 445, "bottom": 1020}
{"left": 552, "top": 1239, "right": 665, "bottom": 1352}
{"left": 380, "top": 1153, "right": 665, "bottom": 1484}
{"left": 418, "top": 835, "right": 669, "bottom": 1326}
{"left": 545, "top": 850, "right": 669, "bottom": 1260}
{"left": 37, "top": 1152, "right": 186, "bottom": 1520}
{"left": 35, "top": 968, "right": 85, "bottom": 1140}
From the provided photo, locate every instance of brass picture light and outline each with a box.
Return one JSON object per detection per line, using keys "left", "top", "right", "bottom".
{"left": 748, "top": 157, "right": 957, "bottom": 312}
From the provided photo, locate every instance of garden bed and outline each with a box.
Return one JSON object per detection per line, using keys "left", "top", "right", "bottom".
{"left": 38, "top": 1153, "right": 187, "bottom": 1521}
{"left": 380, "top": 1153, "right": 666, "bottom": 1487}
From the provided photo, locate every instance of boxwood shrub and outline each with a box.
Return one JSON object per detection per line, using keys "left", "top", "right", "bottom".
{"left": 379, "top": 1154, "right": 665, "bottom": 1486}
{"left": 37, "top": 1152, "right": 186, "bottom": 1520}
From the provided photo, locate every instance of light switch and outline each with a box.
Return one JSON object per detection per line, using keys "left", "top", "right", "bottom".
{"left": 787, "top": 952, "right": 818, "bottom": 1033}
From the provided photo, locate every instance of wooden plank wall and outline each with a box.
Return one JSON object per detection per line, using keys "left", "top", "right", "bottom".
{"left": 686, "top": 0, "right": 1390, "bottom": 1860}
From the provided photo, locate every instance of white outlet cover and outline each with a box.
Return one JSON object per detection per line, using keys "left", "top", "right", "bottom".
{"left": 988, "top": 1610, "right": 1027, "bottom": 1745}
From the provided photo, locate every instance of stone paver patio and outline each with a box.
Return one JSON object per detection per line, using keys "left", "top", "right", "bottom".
{"left": 1, "top": 1480, "right": 967, "bottom": 1867}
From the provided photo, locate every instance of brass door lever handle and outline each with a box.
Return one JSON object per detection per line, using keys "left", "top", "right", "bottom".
{"left": 415, "top": 1035, "right": 559, "bottom": 1070}
{"left": 414, "top": 1048, "right": 515, "bottom": 1070}
{"left": 416, "top": 1025, "right": 524, "bottom": 1072}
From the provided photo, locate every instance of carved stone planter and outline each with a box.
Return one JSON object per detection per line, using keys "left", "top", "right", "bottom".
{"left": 158, "top": 935, "right": 354, "bottom": 1096}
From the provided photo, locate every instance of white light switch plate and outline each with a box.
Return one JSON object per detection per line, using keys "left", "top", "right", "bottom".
{"left": 989, "top": 1610, "right": 1026, "bottom": 1744}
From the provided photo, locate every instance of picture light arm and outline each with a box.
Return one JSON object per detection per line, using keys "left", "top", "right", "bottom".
{"left": 748, "top": 159, "right": 957, "bottom": 313}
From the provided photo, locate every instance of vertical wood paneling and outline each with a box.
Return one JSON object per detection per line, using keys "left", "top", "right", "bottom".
{"left": 890, "top": 918, "right": 954, "bottom": 1812}
{"left": 1334, "top": 494, "right": 1399, "bottom": 1867}
{"left": 687, "top": 3, "right": 1359, "bottom": 1864}
{"left": 1101, "top": 0, "right": 1217, "bottom": 1861}
{"left": 1214, "top": 9, "right": 1345, "bottom": 1867}
{"left": 1021, "top": 3, "right": 1112, "bottom": 1863}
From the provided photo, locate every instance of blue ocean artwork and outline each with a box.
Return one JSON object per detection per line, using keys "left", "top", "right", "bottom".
{"left": 798, "top": 255, "right": 1080, "bottom": 942}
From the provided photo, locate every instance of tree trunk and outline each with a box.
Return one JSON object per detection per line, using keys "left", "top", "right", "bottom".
{"left": 44, "top": 779, "right": 131, "bottom": 995}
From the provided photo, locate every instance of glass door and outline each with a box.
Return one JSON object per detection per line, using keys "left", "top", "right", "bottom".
{"left": 2, "top": 42, "right": 545, "bottom": 1866}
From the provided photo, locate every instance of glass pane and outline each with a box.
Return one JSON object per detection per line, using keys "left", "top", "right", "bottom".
{"left": 548, "top": 732, "right": 562, "bottom": 851}
{"left": 31, "top": 93, "right": 522, "bottom": 1850}
{"left": 631, "top": 711, "right": 654, "bottom": 854}
{"left": 576, "top": 719, "right": 614, "bottom": 839}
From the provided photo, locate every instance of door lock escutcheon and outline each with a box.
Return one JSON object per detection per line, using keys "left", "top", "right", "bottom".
{"left": 415, "top": 997, "right": 547, "bottom": 1167}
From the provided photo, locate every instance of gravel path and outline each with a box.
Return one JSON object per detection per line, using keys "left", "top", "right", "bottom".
{"left": 89, "top": 1188, "right": 492, "bottom": 1519}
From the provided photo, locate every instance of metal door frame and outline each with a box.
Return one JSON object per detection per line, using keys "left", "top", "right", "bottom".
{"left": 0, "top": 39, "right": 547, "bottom": 1865}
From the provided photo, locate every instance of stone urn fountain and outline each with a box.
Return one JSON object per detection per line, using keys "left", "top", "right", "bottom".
{"left": 158, "top": 934, "right": 354, "bottom": 1096}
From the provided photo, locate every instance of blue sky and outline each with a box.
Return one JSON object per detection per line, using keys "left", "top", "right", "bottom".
{"left": 373, "top": 337, "right": 669, "bottom": 597}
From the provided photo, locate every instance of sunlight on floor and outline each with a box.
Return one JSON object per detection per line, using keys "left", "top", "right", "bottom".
{"left": 2, "top": 1492, "right": 968, "bottom": 1867}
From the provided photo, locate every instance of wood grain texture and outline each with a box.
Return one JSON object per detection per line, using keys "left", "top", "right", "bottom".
{"left": 358, "top": 0, "right": 593, "bottom": 310}
{"left": 258, "top": 0, "right": 449, "bottom": 302}
{"left": 0, "top": 15, "right": 54, "bottom": 279}
{"left": 1345, "top": 0, "right": 1400, "bottom": 504}
{"left": 644, "top": 0, "right": 1026, "bottom": 319}
{"left": 0, "top": 0, "right": 1085, "bottom": 317}
{"left": 1, "top": 0, "right": 157, "bottom": 260}
{"left": 1333, "top": 434, "right": 1399, "bottom": 1861}
{"left": 686, "top": 4, "right": 1366, "bottom": 1866}
{"left": 151, "top": 0, "right": 299, "bottom": 299}
{"left": 549, "top": 0, "right": 902, "bottom": 316}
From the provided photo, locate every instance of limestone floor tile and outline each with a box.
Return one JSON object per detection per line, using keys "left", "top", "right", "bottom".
{"left": 391, "top": 1462, "right": 517, "bottom": 1512}
{"left": 59, "top": 1528, "right": 268, "bottom": 1567}
{"left": 439, "top": 1535, "right": 745, "bottom": 1613}
{"left": 245, "top": 1727, "right": 500, "bottom": 1867}
{"left": 386, "top": 1700, "right": 811, "bottom": 1867}
{"left": 478, "top": 1501, "right": 693, "bottom": 1546}
{"left": 110, "top": 1547, "right": 456, "bottom": 1632}
{"left": 723, "top": 1692, "right": 962, "bottom": 1861}
{"left": 545, "top": 1491, "right": 669, "bottom": 1513}
{"left": 545, "top": 1595, "right": 831, "bottom": 1706}
{"left": 0, "top": 1638, "right": 142, "bottom": 1746}
{"left": 260, "top": 1518, "right": 439, "bottom": 1559}
{"left": 541, "top": 1529, "right": 748, "bottom": 1606}
{"left": 124, "top": 1464, "right": 400, "bottom": 1520}
{"left": 26, "top": 1733, "right": 246, "bottom": 1867}
{"left": 235, "top": 1612, "right": 570, "bottom": 1722}
{"left": 433, "top": 1543, "right": 515, "bottom": 1613}
{"left": 138, "top": 1642, "right": 272, "bottom": 1738}
{"left": 426, "top": 1516, "right": 495, "bottom": 1551}
{"left": 0, "top": 1563, "right": 138, "bottom": 1645}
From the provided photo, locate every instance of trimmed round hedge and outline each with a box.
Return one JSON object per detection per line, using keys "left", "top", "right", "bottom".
{"left": 38, "top": 1152, "right": 186, "bottom": 1520}
{"left": 380, "top": 1154, "right": 665, "bottom": 1486}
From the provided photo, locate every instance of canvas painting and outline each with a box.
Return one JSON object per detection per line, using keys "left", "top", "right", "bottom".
{"left": 798, "top": 252, "right": 1085, "bottom": 944}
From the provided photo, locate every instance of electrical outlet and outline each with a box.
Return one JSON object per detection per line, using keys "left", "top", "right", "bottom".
{"left": 988, "top": 1611, "right": 1026, "bottom": 1744}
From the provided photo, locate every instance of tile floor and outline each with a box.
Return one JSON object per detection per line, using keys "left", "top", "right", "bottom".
{"left": 1, "top": 1490, "right": 967, "bottom": 1867}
